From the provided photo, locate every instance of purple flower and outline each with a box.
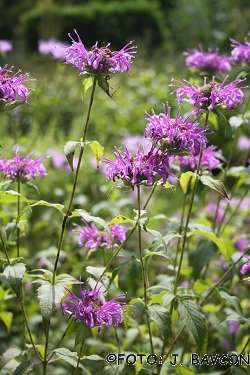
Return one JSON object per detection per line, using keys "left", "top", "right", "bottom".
{"left": 48, "top": 148, "right": 78, "bottom": 171}
{"left": 0, "top": 147, "right": 48, "bottom": 182}
{"left": 103, "top": 143, "right": 170, "bottom": 190}
{"left": 238, "top": 135, "right": 250, "bottom": 151}
{"left": 231, "top": 33, "right": 250, "bottom": 64}
{"left": 145, "top": 104, "right": 208, "bottom": 156}
{"left": 184, "top": 45, "right": 232, "bottom": 74}
{"left": 240, "top": 255, "right": 250, "bottom": 275}
{"left": 235, "top": 238, "right": 250, "bottom": 251}
{"left": 73, "top": 219, "right": 129, "bottom": 249}
{"left": 65, "top": 29, "right": 136, "bottom": 74}
{"left": 207, "top": 203, "right": 225, "bottom": 223}
{"left": 175, "top": 145, "right": 222, "bottom": 172}
{"left": 171, "top": 76, "right": 248, "bottom": 112}
{"left": 0, "top": 65, "right": 33, "bottom": 104}
{"left": 0, "top": 40, "right": 12, "bottom": 53}
{"left": 38, "top": 39, "right": 69, "bottom": 60}
{"left": 62, "top": 279, "right": 126, "bottom": 331}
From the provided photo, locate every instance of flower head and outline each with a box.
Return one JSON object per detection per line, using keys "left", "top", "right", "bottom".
{"left": 38, "top": 39, "right": 69, "bottom": 60}
{"left": 240, "top": 255, "right": 250, "bottom": 275}
{"left": 238, "top": 135, "right": 250, "bottom": 151}
{"left": 0, "top": 147, "right": 48, "bottom": 182}
{"left": 62, "top": 279, "right": 126, "bottom": 331}
{"left": 103, "top": 143, "right": 170, "bottom": 190}
{"left": 65, "top": 29, "right": 136, "bottom": 75}
{"left": 73, "top": 219, "right": 129, "bottom": 249}
{"left": 0, "top": 65, "right": 33, "bottom": 106}
{"left": 145, "top": 104, "right": 208, "bottom": 156}
{"left": 175, "top": 145, "right": 222, "bottom": 172}
{"left": 171, "top": 76, "right": 248, "bottom": 112}
{"left": 48, "top": 148, "right": 78, "bottom": 171}
{"left": 231, "top": 33, "right": 250, "bottom": 64}
{"left": 184, "top": 45, "right": 232, "bottom": 74}
{"left": 0, "top": 40, "right": 12, "bottom": 53}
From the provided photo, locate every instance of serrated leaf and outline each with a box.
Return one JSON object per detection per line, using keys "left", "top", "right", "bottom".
{"left": 87, "top": 141, "right": 104, "bottom": 168}
{"left": 13, "top": 360, "right": 33, "bottom": 375}
{"left": 72, "top": 209, "right": 111, "bottom": 235}
{"left": 162, "top": 292, "right": 175, "bottom": 307}
{"left": 108, "top": 215, "right": 134, "bottom": 226}
{"left": 0, "top": 190, "right": 30, "bottom": 207}
{"left": 147, "top": 304, "right": 173, "bottom": 344}
{"left": 53, "top": 348, "right": 90, "bottom": 373}
{"left": 179, "top": 172, "right": 195, "bottom": 194}
{"left": 0, "top": 346, "right": 22, "bottom": 370}
{"left": 37, "top": 281, "right": 66, "bottom": 330}
{"left": 81, "top": 74, "right": 95, "bottom": 100}
{"left": 174, "top": 297, "right": 207, "bottom": 355}
{"left": 81, "top": 354, "right": 104, "bottom": 361}
{"left": 63, "top": 141, "right": 80, "bottom": 171}
{"left": 97, "top": 75, "right": 111, "bottom": 98}
{"left": 200, "top": 175, "right": 230, "bottom": 199}
{"left": 85, "top": 266, "right": 105, "bottom": 278}
{"left": 189, "top": 240, "right": 217, "bottom": 279}
{"left": 218, "top": 287, "right": 243, "bottom": 315}
{"left": 3, "top": 263, "right": 26, "bottom": 298}
{"left": 0, "top": 311, "right": 13, "bottom": 333}
{"left": 187, "top": 229, "right": 229, "bottom": 263}
{"left": 75, "top": 324, "right": 92, "bottom": 349}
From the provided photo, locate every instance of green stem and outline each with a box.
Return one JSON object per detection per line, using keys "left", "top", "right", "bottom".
{"left": 137, "top": 185, "right": 154, "bottom": 354}
{"left": 0, "top": 230, "right": 11, "bottom": 265}
{"left": 17, "top": 179, "right": 21, "bottom": 258}
{"left": 74, "top": 340, "right": 85, "bottom": 375}
{"left": 52, "top": 76, "right": 97, "bottom": 284}
{"left": 47, "top": 320, "right": 73, "bottom": 362}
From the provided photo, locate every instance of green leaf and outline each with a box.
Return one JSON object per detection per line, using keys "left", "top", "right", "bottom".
{"left": 37, "top": 281, "right": 66, "bottom": 331}
{"left": 18, "top": 200, "right": 64, "bottom": 220}
{"left": 147, "top": 304, "right": 173, "bottom": 344}
{"left": 224, "top": 314, "right": 249, "bottom": 325}
{"left": 162, "top": 292, "right": 175, "bottom": 307}
{"left": 218, "top": 287, "right": 243, "bottom": 315}
{"left": 108, "top": 255, "right": 138, "bottom": 287}
{"left": 200, "top": 175, "right": 230, "bottom": 200}
{"left": 63, "top": 141, "right": 80, "bottom": 171}
{"left": 231, "top": 366, "right": 249, "bottom": 375}
{"left": 81, "top": 73, "right": 95, "bottom": 100}
{"left": 72, "top": 209, "right": 111, "bottom": 236}
{"left": 0, "top": 190, "right": 30, "bottom": 207}
{"left": 189, "top": 240, "right": 217, "bottom": 279}
{"left": 3, "top": 263, "right": 26, "bottom": 299}
{"left": 174, "top": 297, "right": 207, "bottom": 355}
{"left": 108, "top": 215, "right": 134, "bottom": 226}
{"left": 87, "top": 140, "right": 104, "bottom": 168}
{"left": 13, "top": 361, "right": 33, "bottom": 375}
{"left": 81, "top": 354, "right": 104, "bottom": 361}
{"left": 97, "top": 75, "right": 111, "bottom": 98}
{"left": 137, "top": 370, "right": 157, "bottom": 375}
{"left": 0, "top": 311, "right": 13, "bottom": 333}
{"left": 177, "top": 365, "right": 195, "bottom": 375}
{"left": 193, "top": 280, "right": 210, "bottom": 295}
{"left": 85, "top": 266, "right": 105, "bottom": 279}
{"left": 53, "top": 348, "right": 92, "bottom": 374}
{"left": 75, "top": 324, "right": 92, "bottom": 349}
{"left": 187, "top": 229, "right": 229, "bottom": 263}
{"left": 0, "top": 346, "right": 22, "bottom": 370}
{"left": 179, "top": 172, "right": 195, "bottom": 194}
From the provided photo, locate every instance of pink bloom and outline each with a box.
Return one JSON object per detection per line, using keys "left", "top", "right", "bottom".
{"left": 240, "top": 255, "right": 250, "bottom": 275}
{"left": 175, "top": 145, "right": 222, "bottom": 172}
{"left": 231, "top": 33, "right": 250, "bottom": 64}
{"left": 238, "top": 135, "right": 250, "bottom": 151}
{"left": 0, "top": 65, "right": 33, "bottom": 103}
{"left": 38, "top": 39, "right": 69, "bottom": 60}
{"left": 0, "top": 146, "right": 48, "bottom": 182}
{"left": 171, "top": 76, "right": 248, "bottom": 112}
{"left": 0, "top": 40, "right": 12, "bottom": 53}
{"left": 65, "top": 29, "right": 136, "bottom": 74}
{"left": 48, "top": 149, "right": 78, "bottom": 171}
{"left": 184, "top": 45, "right": 232, "bottom": 74}
{"left": 62, "top": 279, "right": 126, "bottom": 331}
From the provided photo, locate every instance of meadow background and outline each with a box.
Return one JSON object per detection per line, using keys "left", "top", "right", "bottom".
{"left": 0, "top": 1, "right": 250, "bottom": 375}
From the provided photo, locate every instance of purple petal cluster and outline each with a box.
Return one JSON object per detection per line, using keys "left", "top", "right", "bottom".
{"left": 240, "top": 256, "right": 250, "bottom": 275}
{"left": 171, "top": 76, "right": 248, "bottom": 111}
{"left": 175, "top": 145, "right": 222, "bottom": 172}
{"left": 0, "top": 40, "right": 12, "bottom": 53}
{"left": 62, "top": 279, "right": 126, "bottom": 331}
{"left": 65, "top": 29, "right": 136, "bottom": 74}
{"left": 184, "top": 45, "right": 232, "bottom": 74}
{"left": 0, "top": 65, "right": 32, "bottom": 102}
{"left": 231, "top": 32, "right": 250, "bottom": 64}
{"left": 145, "top": 104, "right": 208, "bottom": 156}
{"left": 73, "top": 219, "right": 129, "bottom": 249}
{"left": 48, "top": 148, "right": 78, "bottom": 171}
{"left": 0, "top": 147, "right": 48, "bottom": 182}
{"left": 38, "top": 39, "right": 69, "bottom": 60}
{"left": 104, "top": 143, "right": 170, "bottom": 190}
